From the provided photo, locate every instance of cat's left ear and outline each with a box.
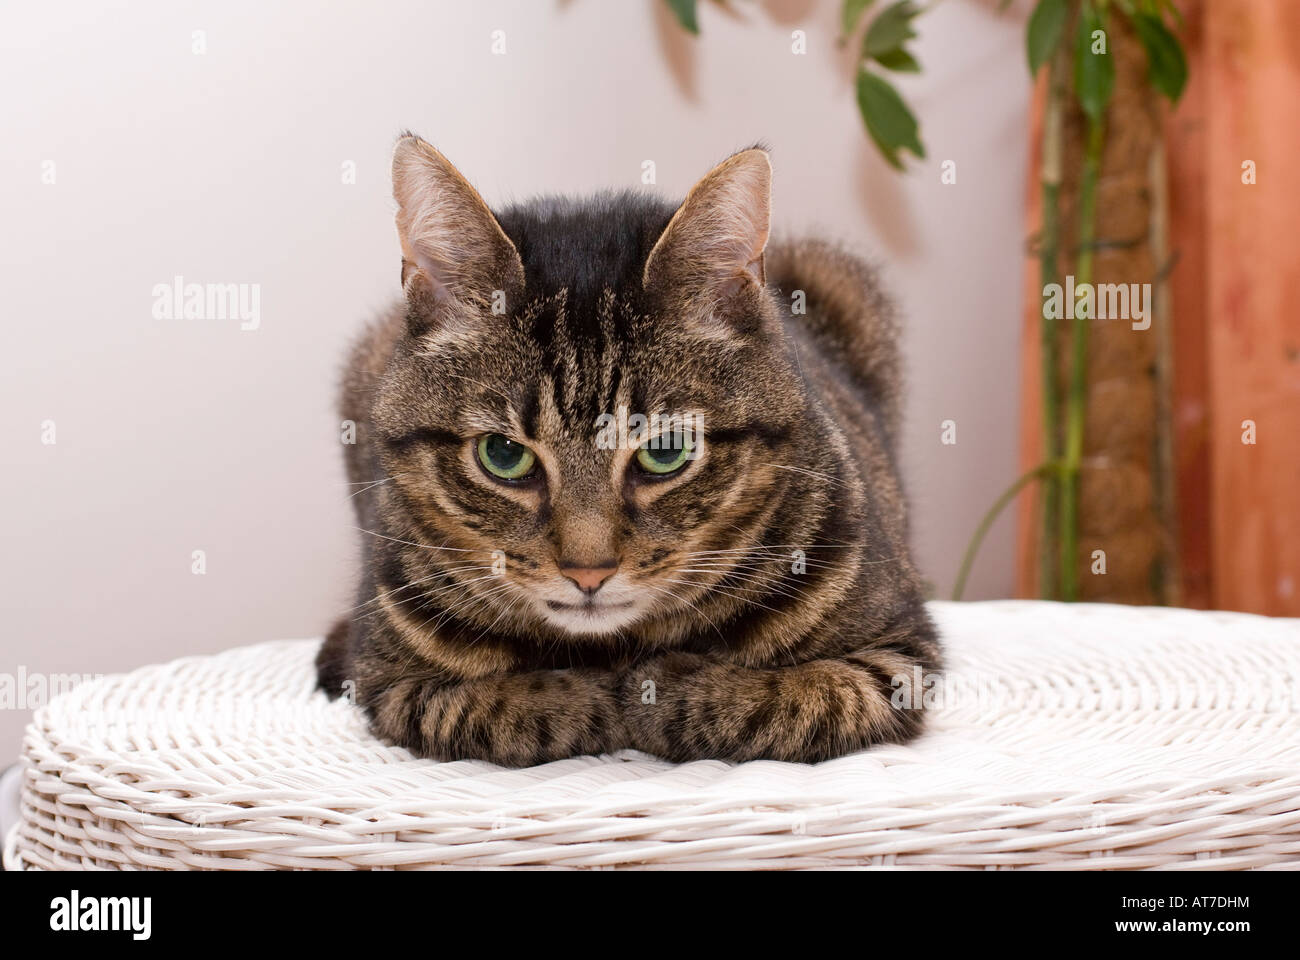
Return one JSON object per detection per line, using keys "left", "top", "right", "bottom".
{"left": 643, "top": 148, "right": 772, "bottom": 305}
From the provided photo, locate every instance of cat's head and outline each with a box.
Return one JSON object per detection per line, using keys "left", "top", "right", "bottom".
{"left": 372, "top": 134, "right": 811, "bottom": 639}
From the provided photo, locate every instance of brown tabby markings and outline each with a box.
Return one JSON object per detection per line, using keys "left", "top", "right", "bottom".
{"left": 317, "top": 135, "right": 942, "bottom": 766}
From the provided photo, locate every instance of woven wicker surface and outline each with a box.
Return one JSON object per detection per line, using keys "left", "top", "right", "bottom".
{"left": 6, "top": 600, "right": 1299, "bottom": 870}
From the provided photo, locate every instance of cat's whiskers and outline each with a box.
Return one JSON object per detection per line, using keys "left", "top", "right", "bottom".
{"left": 672, "top": 566, "right": 815, "bottom": 606}
{"left": 684, "top": 543, "right": 858, "bottom": 555}
{"left": 433, "top": 371, "right": 515, "bottom": 406}
{"left": 471, "top": 589, "right": 529, "bottom": 646}
{"left": 636, "top": 581, "right": 727, "bottom": 645}
{"left": 660, "top": 576, "right": 786, "bottom": 618}
{"left": 375, "top": 566, "right": 500, "bottom": 611}
{"left": 673, "top": 567, "right": 815, "bottom": 604}
{"left": 686, "top": 549, "right": 904, "bottom": 571}
{"left": 353, "top": 526, "right": 482, "bottom": 554}
{"left": 676, "top": 561, "right": 837, "bottom": 582}
{"left": 711, "top": 516, "right": 864, "bottom": 547}
{"left": 680, "top": 553, "right": 836, "bottom": 572}
{"left": 357, "top": 571, "right": 504, "bottom": 623}
{"left": 417, "top": 589, "right": 501, "bottom": 639}
{"left": 767, "top": 462, "right": 852, "bottom": 489}
{"left": 420, "top": 579, "right": 518, "bottom": 636}
{"left": 680, "top": 551, "right": 840, "bottom": 573}
{"left": 342, "top": 561, "right": 499, "bottom": 617}
{"left": 346, "top": 476, "right": 402, "bottom": 499}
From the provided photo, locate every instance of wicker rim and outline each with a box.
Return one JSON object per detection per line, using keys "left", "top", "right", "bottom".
{"left": 7, "top": 600, "right": 1300, "bottom": 869}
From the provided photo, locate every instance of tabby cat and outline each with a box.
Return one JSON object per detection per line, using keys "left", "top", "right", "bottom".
{"left": 316, "top": 134, "right": 942, "bottom": 766}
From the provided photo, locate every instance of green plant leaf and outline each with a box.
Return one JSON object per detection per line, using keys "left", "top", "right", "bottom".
{"left": 1132, "top": 12, "right": 1187, "bottom": 102}
{"left": 841, "top": 0, "right": 877, "bottom": 39}
{"left": 862, "top": 0, "right": 921, "bottom": 58}
{"left": 1073, "top": 5, "right": 1114, "bottom": 120}
{"left": 875, "top": 47, "right": 921, "bottom": 72}
{"left": 1026, "top": 0, "right": 1068, "bottom": 76}
{"left": 855, "top": 69, "right": 925, "bottom": 170}
{"left": 664, "top": 0, "right": 699, "bottom": 35}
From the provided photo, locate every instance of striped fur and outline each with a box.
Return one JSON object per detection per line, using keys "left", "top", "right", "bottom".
{"left": 316, "top": 138, "right": 941, "bottom": 766}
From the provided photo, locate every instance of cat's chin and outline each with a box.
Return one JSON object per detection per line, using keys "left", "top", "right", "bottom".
{"left": 536, "top": 600, "right": 644, "bottom": 637}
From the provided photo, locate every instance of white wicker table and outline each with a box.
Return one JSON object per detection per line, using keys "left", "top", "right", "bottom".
{"left": 6, "top": 601, "right": 1300, "bottom": 870}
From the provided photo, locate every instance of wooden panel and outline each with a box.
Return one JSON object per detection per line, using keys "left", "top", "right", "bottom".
{"left": 1204, "top": 1, "right": 1300, "bottom": 615}
{"left": 1165, "top": 0, "right": 1212, "bottom": 608}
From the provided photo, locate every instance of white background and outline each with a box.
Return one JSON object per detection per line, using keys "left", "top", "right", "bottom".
{"left": 0, "top": 0, "right": 1029, "bottom": 759}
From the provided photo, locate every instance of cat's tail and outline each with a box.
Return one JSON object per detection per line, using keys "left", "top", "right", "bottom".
{"left": 765, "top": 238, "right": 902, "bottom": 444}
{"left": 315, "top": 617, "right": 351, "bottom": 696}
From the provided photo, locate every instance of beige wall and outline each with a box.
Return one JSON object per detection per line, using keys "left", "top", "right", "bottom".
{"left": 0, "top": 0, "right": 1029, "bottom": 759}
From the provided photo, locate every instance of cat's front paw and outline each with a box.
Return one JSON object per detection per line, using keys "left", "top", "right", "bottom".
{"left": 617, "top": 652, "right": 716, "bottom": 761}
{"left": 619, "top": 652, "right": 708, "bottom": 706}
{"left": 614, "top": 649, "right": 926, "bottom": 764}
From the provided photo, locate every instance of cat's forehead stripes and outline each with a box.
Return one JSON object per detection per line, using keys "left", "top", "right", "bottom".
{"left": 517, "top": 286, "right": 636, "bottom": 437}
{"left": 430, "top": 287, "right": 640, "bottom": 452}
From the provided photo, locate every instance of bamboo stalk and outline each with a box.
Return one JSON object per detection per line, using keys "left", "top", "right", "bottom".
{"left": 1060, "top": 113, "right": 1105, "bottom": 601}
{"left": 1037, "top": 44, "right": 1069, "bottom": 600}
{"left": 1150, "top": 136, "right": 1180, "bottom": 606}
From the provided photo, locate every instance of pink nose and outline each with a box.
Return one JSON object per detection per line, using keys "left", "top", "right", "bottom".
{"left": 560, "top": 564, "right": 618, "bottom": 595}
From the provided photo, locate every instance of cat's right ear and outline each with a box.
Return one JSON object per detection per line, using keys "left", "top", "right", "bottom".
{"left": 392, "top": 135, "right": 525, "bottom": 319}
{"left": 642, "top": 148, "right": 772, "bottom": 316}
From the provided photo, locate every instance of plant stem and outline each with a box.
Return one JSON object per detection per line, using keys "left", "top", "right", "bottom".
{"left": 953, "top": 463, "right": 1054, "bottom": 602}
{"left": 1037, "top": 43, "right": 1068, "bottom": 600}
{"left": 1149, "top": 136, "right": 1179, "bottom": 605}
{"left": 1060, "top": 112, "right": 1105, "bottom": 602}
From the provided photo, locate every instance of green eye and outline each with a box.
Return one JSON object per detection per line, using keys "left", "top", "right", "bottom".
{"left": 636, "top": 435, "right": 694, "bottom": 475}
{"left": 477, "top": 434, "right": 537, "bottom": 480}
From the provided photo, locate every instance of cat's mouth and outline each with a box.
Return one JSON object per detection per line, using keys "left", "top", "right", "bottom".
{"left": 544, "top": 599, "right": 633, "bottom": 613}
{"left": 537, "top": 593, "right": 642, "bottom": 636}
